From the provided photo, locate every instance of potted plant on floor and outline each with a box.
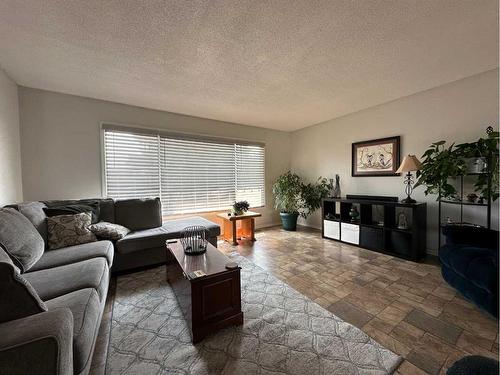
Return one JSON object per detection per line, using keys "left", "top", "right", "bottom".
{"left": 273, "top": 171, "right": 303, "bottom": 230}
{"left": 272, "top": 171, "right": 333, "bottom": 231}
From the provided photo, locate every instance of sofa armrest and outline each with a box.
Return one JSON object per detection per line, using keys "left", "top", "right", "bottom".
{"left": 0, "top": 309, "right": 74, "bottom": 375}
{"left": 442, "top": 225, "right": 499, "bottom": 250}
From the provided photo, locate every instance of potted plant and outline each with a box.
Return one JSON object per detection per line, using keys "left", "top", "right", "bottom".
{"left": 272, "top": 171, "right": 303, "bottom": 230}
{"left": 300, "top": 177, "right": 334, "bottom": 219}
{"left": 415, "top": 141, "right": 467, "bottom": 200}
{"left": 272, "top": 172, "right": 333, "bottom": 231}
{"left": 232, "top": 200, "right": 250, "bottom": 215}
{"left": 416, "top": 128, "right": 499, "bottom": 201}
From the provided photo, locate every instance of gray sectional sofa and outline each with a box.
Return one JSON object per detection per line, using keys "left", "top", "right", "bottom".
{"left": 0, "top": 198, "right": 220, "bottom": 375}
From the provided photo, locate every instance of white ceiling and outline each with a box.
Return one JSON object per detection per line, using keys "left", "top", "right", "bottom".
{"left": 0, "top": 1, "right": 498, "bottom": 131}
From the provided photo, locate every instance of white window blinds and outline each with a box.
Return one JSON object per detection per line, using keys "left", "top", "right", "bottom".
{"left": 103, "top": 126, "right": 265, "bottom": 215}
{"left": 104, "top": 131, "right": 160, "bottom": 199}
{"left": 235, "top": 144, "right": 265, "bottom": 206}
{"left": 160, "top": 137, "right": 236, "bottom": 215}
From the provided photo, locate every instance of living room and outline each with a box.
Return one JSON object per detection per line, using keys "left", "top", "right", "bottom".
{"left": 0, "top": 1, "right": 498, "bottom": 375}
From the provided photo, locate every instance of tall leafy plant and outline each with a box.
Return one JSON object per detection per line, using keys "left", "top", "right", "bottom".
{"left": 415, "top": 141, "right": 467, "bottom": 199}
{"left": 416, "top": 128, "right": 499, "bottom": 201}
{"left": 272, "top": 171, "right": 303, "bottom": 214}
{"left": 273, "top": 172, "right": 333, "bottom": 218}
{"left": 300, "top": 177, "right": 333, "bottom": 218}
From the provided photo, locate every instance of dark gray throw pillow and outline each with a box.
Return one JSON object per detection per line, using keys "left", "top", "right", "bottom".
{"left": 46, "top": 212, "right": 97, "bottom": 250}
{"left": 89, "top": 221, "right": 131, "bottom": 240}
{"left": 114, "top": 197, "right": 162, "bottom": 231}
{"left": 43, "top": 202, "right": 100, "bottom": 224}
{"left": 0, "top": 245, "right": 47, "bottom": 323}
{"left": 0, "top": 208, "right": 45, "bottom": 273}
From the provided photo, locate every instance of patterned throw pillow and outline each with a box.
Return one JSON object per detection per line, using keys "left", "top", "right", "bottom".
{"left": 46, "top": 212, "right": 97, "bottom": 250}
{"left": 89, "top": 221, "right": 131, "bottom": 240}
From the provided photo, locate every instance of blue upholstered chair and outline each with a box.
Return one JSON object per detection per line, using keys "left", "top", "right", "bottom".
{"left": 439, "top": 224, "right": 498, "bottom": 318}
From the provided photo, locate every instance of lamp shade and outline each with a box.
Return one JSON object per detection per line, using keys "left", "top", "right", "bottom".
{"left": 396, "top": 155, "right": 422, "bottom": 173}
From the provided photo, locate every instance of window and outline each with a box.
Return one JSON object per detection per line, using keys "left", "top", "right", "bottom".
{"left": 103, "top": 125, "right": 265, "bottom": 215}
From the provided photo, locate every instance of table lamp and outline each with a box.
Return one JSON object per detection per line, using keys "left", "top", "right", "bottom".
{"left": 396, "top": 155, "right": 422, "bottom": 203}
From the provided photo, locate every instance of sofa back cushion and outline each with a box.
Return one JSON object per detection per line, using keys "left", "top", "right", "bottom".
{"left": 0, "top": 208, "right": 45, "bottom": 273}
{"left": 114, "top": 198, "right": 162, "bottom": 231}
{"left": 16, "top": 202, "right": 49, "bottom": 244}
{"left": 43, "top": 198, "right": 115, "bottom": 223}
{"left": 0, "top": 245, "right": 47, "bottom": 323}
{"left": 43, "top": 202, "right": 100, "bottom": 224}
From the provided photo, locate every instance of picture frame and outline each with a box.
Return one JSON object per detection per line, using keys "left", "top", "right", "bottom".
{"left": 352, "top": 136, "right": 400, "bottom": 177}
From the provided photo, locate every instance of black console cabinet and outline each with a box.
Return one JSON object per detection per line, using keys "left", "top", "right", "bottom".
{"left": 322, "top": 196, "right": 427, "bottom": 261}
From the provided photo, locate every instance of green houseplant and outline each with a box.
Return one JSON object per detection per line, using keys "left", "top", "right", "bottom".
{"left": 416, "top": 128, "right": 499, "bottom": 201}
{"left": 272, "top": 172, "right": 333, "bottom": 230}
{"left": 415, "top": 141, "right": 467, "bottom": 200}
{"left": 272, "top": 172, "right": 303, "bottom": 230}
{"left": 232, "top": 200, "right": 250, "bottom": 215}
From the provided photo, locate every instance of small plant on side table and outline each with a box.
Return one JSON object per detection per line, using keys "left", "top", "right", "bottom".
{"left": 232, "top": 201, "right": 250, "bottom": 215}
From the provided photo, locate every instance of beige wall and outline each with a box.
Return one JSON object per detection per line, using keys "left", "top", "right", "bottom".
{"left": 18, "top": 87, "right": 291, "bottom": 228}
{"left": 0, "top": 69, "right": 22, "bottom": 205}
{"left": 291, "top": 69, "right": 499, "bottom": 254}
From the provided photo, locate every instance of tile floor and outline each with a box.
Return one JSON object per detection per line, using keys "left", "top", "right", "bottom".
{"left": 217, "top": 226, "right": 499, "bottom": 375}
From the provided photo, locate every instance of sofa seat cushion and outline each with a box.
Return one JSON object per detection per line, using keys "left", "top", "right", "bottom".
{"left": 440, "top": 244, "right": 498, "bottom": 293}
{"left": 24, "top": 258, "right": 109, "bottom": 302}
{"left": 28, "top": 241, "right": 114, "bottom": 272}
{"left": 116, "top": 217, "right": 220, "bottom": 255}
{"left": 46, "top": 288, "right": 102, "bottom": 374}
{"left": 0, "top": 246, "right": 47, "bottom": 323}
{"left": 162, "top": 216, "right": 220, "bottom": 238}
{"left": 116, "top": 227, "right": 170, "bottom": 254}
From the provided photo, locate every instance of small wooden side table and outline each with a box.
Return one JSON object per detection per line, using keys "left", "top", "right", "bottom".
{"left": 217, "top": 211, "right": 262, "bottom": 245}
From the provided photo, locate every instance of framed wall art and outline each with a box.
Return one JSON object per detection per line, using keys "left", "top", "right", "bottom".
{"left": 352, "top": 136, "right": 400, "bottom": 177}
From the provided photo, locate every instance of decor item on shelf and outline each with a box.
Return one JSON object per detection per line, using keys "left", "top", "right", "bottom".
{"left": 272, "top": 171, "right": 333, "bottom": 231}
{"left": 232, "top": 200, "right": 249, "bottom": 215}
{"left": 397, "top": 212, "right": 408, "bottom": 229}
{"left": 180, "top": 226, "right": 208, "bottom": 255}
{"left": 349, "top": 206, "right": 359, "bottom": 222}
{"left": 469, "top": 157, "right": 487, "bottom": 174}
{"left": 332, "top": 174, "right": 341, "bottom": 197}
{"left": 396, "top": 154, "right": 422, "bottom": 203}
{"left": 466, "top": 193, "right": 478, "bottom": 203}
{"left": 325, "top": 212, "right": 336, "bottom": 220}
{"left": 352, "top": 136, "right": 400, "bottom": 176}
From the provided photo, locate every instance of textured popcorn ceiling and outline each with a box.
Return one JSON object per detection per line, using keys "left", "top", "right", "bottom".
{"left": 0, "top": 1, "right": 497, "bottom": 131}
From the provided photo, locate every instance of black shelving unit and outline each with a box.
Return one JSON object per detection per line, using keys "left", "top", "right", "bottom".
{"left": 322, "top": 196, "right": 427, "bottom": 262}
{"left": 438, "top": 171, "right": 492, "bottom": 248}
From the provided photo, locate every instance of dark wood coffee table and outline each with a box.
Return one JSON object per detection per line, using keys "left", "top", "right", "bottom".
{"left": 165, "top": 240, "right": 243, "bottom": 343}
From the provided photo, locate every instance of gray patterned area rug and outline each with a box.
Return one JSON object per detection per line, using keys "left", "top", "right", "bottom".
{"left": 106, "top": 253, "right": 402, "bottom": 375}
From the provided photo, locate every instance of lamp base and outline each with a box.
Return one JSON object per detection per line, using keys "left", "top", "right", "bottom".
{"left": 401, "top": 196, "right": 416, "bottom": 204}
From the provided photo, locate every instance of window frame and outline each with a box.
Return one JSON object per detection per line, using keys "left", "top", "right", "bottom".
{"left": 99, "top": 122, "right": 266, "bottom": 214}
